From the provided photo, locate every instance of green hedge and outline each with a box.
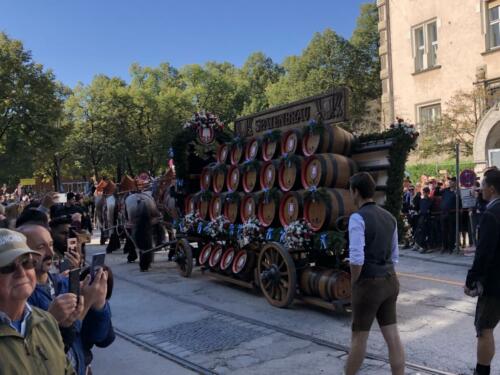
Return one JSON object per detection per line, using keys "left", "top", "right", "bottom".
{"left": 406, "top": 160, "right": 475, "bottom": 181}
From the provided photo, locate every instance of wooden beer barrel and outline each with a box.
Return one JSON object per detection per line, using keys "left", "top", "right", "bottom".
{"left": 208, "top": 194, "right": 223, "bottom": 221}
{"left": 191, "top": 193, "right": 209, "bottom": 219}
{"left": 198, "top": 243, "right": 214, "bottom": 266}
{"left": 230, "top": 142, "right": 244, "bottom": 165}
{"left": 278, "top": 156, "right": 303, "bottom": 192}
{"left": 200, "top": 163, "right": 216, "bottom": 191}
{"left": 257, "top": 190, "right": 283, "bottom": 227}
{"left": 240, "top": 193, "right": 257, "bottom": 223}
{"left": 184, "top": 194, "right": 195, "bottom": 214}
{"left": 301, "top": 154, "right": 358, "bottom": 189}
{"left": 212, "top": 165, "right": 226, "bottom": 193}
{"left": 280, "top": 129, "right": 302, "bottom": 156}
{"left": 226, "top": 165, "right": 241, "bottom": 192}
{"left": 302, "top": 124, "right": 355, "bottom": 157}
{"left": 216, "top": 143, "right": 230, "bottom": 164}
{"left": 299, "top": 267, "right": 322, "bottom": 297}
{"left": 223, "top": 193, "right": 241, "bottom": 224}
{"left": 220, "top": 247, "right": 237, "bottom": 274}
{"left": 244, "top": 137, "right": 260, "bottom": 161}
{"left": 303, "top": 188, "right": 355, "bottom": 232}
{"left": 279, "top": 190, "right": 304, "bottom": 227}
{"left": 208, "top": 244, "right": 224, "bottom": 269}
{"left": 318, "top": 270, "right": 351, "bottom": 301}
{"left": 259, "top": 160, "right": 279, "bottom": 190}
{"left": 261, "top": 138, "right": 279, "bottom": 161}
{"left": 242, "top": 162, "right": 261, "bottom": 193}
{"left": 232, "top": 250, "right": 256, "bottom": 281}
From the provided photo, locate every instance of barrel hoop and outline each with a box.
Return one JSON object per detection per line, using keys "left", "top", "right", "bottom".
{"left": 318, "top": 155, "right": 327, "bottom": 187}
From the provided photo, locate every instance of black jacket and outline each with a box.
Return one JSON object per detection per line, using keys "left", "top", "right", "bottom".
{"left": 466, "top": 198, "right": 500, "bottom": 297}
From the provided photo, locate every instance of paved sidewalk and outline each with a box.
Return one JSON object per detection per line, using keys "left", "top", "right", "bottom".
{"left": 399, "top": 246, "right": 474, "bottom": 268}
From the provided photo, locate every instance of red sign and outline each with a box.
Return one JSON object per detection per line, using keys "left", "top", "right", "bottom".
{"left": 197, "top": 126, "right": 215, "bottom": 145}
{"left": 460, "top": 169, "right": 476, "bottom": 188}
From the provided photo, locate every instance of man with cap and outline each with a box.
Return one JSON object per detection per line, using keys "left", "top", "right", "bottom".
{"left": 0, "top": 228, "right": 76, "bottom": 375}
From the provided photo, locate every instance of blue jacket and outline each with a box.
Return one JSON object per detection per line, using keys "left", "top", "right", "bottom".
{"left": 28, "top": 273, "right": 114, "bottom": 375}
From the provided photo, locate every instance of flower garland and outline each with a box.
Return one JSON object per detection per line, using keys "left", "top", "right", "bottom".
{"left": 283, "top": 219, "right": 313, "bottom": 249}
{"left": 183, "top": 110, "right": 224, "bottom": 132}
{"left": 179, "top": 211, "right": 203, "bottom": 233}
{"left": 389, "top": 118, "right": 419, "bottom": 139}
{"left": 204, "top": 215, "right": 230, "bottom": 238}
{"left": 241, "top": 217, "right": 264, "bottom": 243}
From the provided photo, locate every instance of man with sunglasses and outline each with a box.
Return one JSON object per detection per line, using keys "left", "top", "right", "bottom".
{"left": 0, "top": 228, "right": 75, "bottom": 375}
{"left": 18, "top": 223, "right": 114, "bottom": 375}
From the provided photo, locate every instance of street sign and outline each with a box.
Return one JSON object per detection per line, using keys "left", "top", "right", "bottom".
{"left": 20, "top": 178, "right": 36, "bottom": 186}
{"left": 459, "top": 169, "right": 476, "bottom": 188}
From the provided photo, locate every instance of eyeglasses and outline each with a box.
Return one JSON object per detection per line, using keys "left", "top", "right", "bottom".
{"left": 0, "top": 256, "right": 37, "bottom": 275}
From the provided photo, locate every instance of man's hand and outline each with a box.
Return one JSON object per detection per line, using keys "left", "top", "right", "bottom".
{"left": 41, "top": 192, "right": 59, "bottom": 210}
{"left": 81, "top": 268, "right": 108, "bottom": 312}
{"left": 464, "top": 282, "right": 483, "bottom": 297}
{"left": 60, "top": 296, "right": 84, "bottom": 327}
{"left": 48, "top": 293, "right": 78, "bottom": 327}
{"left": 65, "top": 248, "right": 81, "bottom": 269}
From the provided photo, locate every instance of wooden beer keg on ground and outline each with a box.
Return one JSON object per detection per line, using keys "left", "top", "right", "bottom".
{"left": 244, "top": 137, "right": 260, "bottom": 161}
{"left": 279, "top": 190, "right": 304, "bottom": 227}
{"left": 278, "top": 156, "right": 303, "bottom": 192}
{"left": 259, "top": 160, "right": 279, "bottom": 190}
{"left": 223, "top": 193, "right": 241, "bottom": 223}
{"left": 302, "top": 123, "right": 355, "bottom": 157}
{"left": 241, "top": 161, "right": 261, "bottom": 193}
{"left": 212, "top": 165, "right": 227, "bottom": 193}
{"left": 299, "top": 267, "right": 322, "bottom": 296}
{"left": 318, "top": 270, "right": 351, "bottom": 301}
{"left": 257, "top": 190, "right": 283, "bottom": 227}
{"left": 226, "top": 165, "right": 241, "bottom": 192}
{"left": 208, "top": 194, "right": 224, "bottom": 221}
{"left": 240, "top": 193, "right": 257, "bottom": 223}
{"left": 261, "top": 131, "right": 281, "bottom": 161}
{"left": 230, "top": 142, "right": 244, "bottom": 165}
{"left": 303, "top": 188, "right": 355, "bottom": 231}
{"left": 280, "top": 129, "right": 302, "bottom": 156}
{"left": 301, "top": 154, "right": 358, "bottom": 189}
{"left": 216, "top": 143, "right": 230, "bottom": 164}
{"left": 200, "top": 163, "right": 216, "bottom": 190}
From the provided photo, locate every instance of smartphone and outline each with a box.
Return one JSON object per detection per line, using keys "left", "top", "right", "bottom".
{"left": 90, "top": 253, "right": 106, "bottom": 283}
{"left": 67, "top": 238, "right": 77, "bottom": 252}
{"left": 59, "top": 258, "right": 72, "bottom": 273}
{"left": 57, "top": 193, "right": 67, "bottom": 204}
{"left": 68, "top": 268, "right": 81, "bottom": 300}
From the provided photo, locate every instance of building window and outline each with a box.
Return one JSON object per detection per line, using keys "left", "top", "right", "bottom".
{"left": 418, "top": 103, "right": 441, "bottom": 131}
{"left": 413, "top": 20, "right": 438, "bottom": 72}
{"left": 489, "top": 3, "right": 500, "bottom": 49}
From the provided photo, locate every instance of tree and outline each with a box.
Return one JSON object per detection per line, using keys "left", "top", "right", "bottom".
{"left": 0, "top": 32, "right": 66, "bottom": 184}
{"left": 418, "top": 89, "right": 487, "bottom": 157}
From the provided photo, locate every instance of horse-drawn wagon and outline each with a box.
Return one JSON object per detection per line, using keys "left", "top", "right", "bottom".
{"left": 167, "top": 89, "right": 418, "bottom": 311}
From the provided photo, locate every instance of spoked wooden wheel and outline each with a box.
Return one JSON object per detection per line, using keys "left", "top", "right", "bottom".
{"left": 174, "top": 239, "right": 193, "bottom": 277}
{"left": 258, "top": 242, "right": 296, "bottom": 308}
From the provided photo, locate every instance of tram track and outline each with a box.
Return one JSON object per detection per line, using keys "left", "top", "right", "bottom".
{"left": 114, "top": 273, "right": 457, "bottom": 375}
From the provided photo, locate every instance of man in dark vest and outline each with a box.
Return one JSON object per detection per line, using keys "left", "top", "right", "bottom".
{"left": 465, "top": 168, "right": 500, "bottom": 375}
{"left": 345, "top": 172, "right": 405, "bottom": 375}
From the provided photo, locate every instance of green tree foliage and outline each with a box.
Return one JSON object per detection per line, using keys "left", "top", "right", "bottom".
{"left": 0, "top": 32, "right": 67, "bottom": 184}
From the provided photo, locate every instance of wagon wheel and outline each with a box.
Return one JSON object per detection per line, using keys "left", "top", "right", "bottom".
{"left": 258, "top": 242, "right": 296, "bottom": 308}
{"left": 174, "top": 238, "right": 193, "bottom": 277}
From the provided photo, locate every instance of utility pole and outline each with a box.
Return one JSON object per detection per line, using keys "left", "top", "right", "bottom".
{"left": 455, "top": 143, "right": 461, "bottom": 254}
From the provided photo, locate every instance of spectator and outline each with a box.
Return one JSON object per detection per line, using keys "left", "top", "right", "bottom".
{"left": 465, "top": 169, "right": 500, "bottom": 375}
{"left": 49, "top": 215, "right": 82, "bottom": 268}
{"left": 51, "top": 192, "right": 84, "bottom": 220}
{"left": 16, "top": 208, "right": 50, "bottom": 228}
{"left": 18, "top": 224, "right": 115, "bottom": 375}
{"left": 0, "top": 228, "right": 76, "bottom": 375}
{"left": 75, "top": 194, "right": 93, "bottom": 235}
{"left": 415, "top": 187, "right": 433, "bottom": 253}
{"left": 471, "top": 186, "right": 488, "bottom": 247}
{"left": 440, "top": 177, "right": 458, "bottom": 253}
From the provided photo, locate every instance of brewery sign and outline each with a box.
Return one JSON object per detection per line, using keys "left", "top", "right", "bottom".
{"left": 234, "top": 88, "right": 348, "bottom": 138}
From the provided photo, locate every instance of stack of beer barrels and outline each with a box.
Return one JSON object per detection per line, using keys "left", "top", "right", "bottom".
{"left": 185, "top": 123, "right": 359, "bottom": 299}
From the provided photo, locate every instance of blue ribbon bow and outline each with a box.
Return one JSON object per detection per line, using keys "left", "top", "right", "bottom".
{"left": 237, "top": 224, "right": 243, "bottom": 238}
{"left": 320, "top": 233, "right": 328, "bottom": 250}
{"left": 229, "top": 224, "right": 235, "bottom": 236}
{"left": 266, "top": 228, "right": 274, "bottom": 240}
{"left": 197, "top": 222, "right": 203, "bottom": 234}
{"left": 279, "top": 229, "right": 286, "bottom": 243}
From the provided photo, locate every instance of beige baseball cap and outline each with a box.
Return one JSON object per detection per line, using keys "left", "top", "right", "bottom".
{"left": 0, "top": 229, "right": 39, "bottom": 268}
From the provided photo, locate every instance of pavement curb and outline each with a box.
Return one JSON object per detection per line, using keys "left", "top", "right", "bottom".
{"left": 399, "top": 251, "right": 472, "bottom": 268}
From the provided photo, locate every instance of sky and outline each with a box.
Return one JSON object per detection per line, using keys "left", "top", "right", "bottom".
{"left": 1, "top": 0, "right": 369, "bottom": 88}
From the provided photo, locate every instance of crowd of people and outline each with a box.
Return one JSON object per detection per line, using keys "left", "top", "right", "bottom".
{"left": 0, "top": 191, "right": 114, "bottom": 375}
{"left": 401, "top": 174, "right": 486, "bottom": 254}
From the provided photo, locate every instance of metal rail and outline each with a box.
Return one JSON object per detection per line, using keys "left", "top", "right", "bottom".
{"left": 115, "top": 274, "right": 457, "bottom": 375}
{"left": 114, "top": 328, "right": 217, "bottom": 375}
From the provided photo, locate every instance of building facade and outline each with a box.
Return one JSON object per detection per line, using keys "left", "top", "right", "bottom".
{"left": 378, "top": 0, "right": 500, "bottom": 170}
